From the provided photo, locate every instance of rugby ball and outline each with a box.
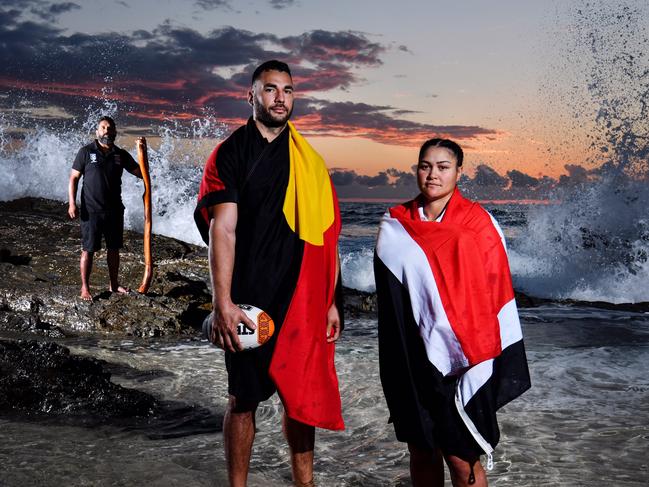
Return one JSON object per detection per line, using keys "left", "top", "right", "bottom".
{"left": 203, "top": 304, "right": 275, "bottom": 350}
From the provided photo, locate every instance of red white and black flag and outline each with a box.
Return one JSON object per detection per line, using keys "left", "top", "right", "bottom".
{"left": 375, "top": 190, "right": 530, "bottom": 461}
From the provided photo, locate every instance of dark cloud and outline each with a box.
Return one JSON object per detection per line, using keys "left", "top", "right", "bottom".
{"left": 33, "top": 2, "right": 80, "bottom": 21}
{"left": 330, "top": 169, "right": 388, "bottom": 187}
{"left": 295, "top": 98, "right": 498, "bottom": 145}
{"left": 357, "top": 172, "right": 389, "bottom": 186}
{"left": 1, "top": 0, "right": 79, "bottom": 22}
{"left": 330, "top": 163, "right": 603, "bottom": 201}
{"left": 472, "top": 164, "right": 509, "bottom": 187}
{"left": 507, "top": 169, "right": 540, "bottom": 188}
{"left": 559, "top": 163, "right": 590, "bottom": 185}
{"left": 48, "top": 2, "right": 80, "bottom": 14}
{"left": 0, "top": 12, "right": 498, "bottom": 147}
{"left": 329, "top": 167, "right": 416, "bottom": 190}
{"left": 194, "top": 0, "right": 230, "bottom": 10}
{"left": 330, "top": 170, "right": 356, "bottom": 186}
{"left": 386, "top": 167, "right": 416, "bottom": 187}
{"left": 281, "top": 30, "right": 384, "bottom": 66}
{"left": 1, "top": 0, "right": 40, "bottom": 9}
{"left": 269, "top": 0, "right": 296, "bottom": 9}
{"left": 0, "top": 19, "right": 382, "bottom": 93}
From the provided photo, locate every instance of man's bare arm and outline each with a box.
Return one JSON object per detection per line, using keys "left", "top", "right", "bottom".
{"left": 326, "top": 248, "right": 342, "bottom": 343}
{"left": 208, "top": 203, "right": 256, "bottom": 352}
{"left": 127, "top": 165, "right": 143, "bottom": 178}
{"left": 68, "top": 170, "right": 81, "bottom": 219}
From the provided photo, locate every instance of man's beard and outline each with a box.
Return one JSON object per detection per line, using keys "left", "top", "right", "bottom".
{"left": 254, "top": 102, "right": 292, "bottom": 128}
{"left": 98, "top": 134, "right": 116, "bottom": 145}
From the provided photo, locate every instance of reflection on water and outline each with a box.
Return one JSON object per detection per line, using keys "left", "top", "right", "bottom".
{"left": 2, "top": 307, "right": 649, "bottom": 486}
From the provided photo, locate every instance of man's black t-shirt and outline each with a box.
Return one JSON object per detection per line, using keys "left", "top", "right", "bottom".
{"left": 72, "top": 141, "right": 138, "bottom": 213}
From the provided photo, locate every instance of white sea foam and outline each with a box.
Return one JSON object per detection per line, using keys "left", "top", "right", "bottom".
{"left": 509, "top": 178, "right": 649, "bottom": 303}
{"left": 0, "top": 106, "right": 222, "bottom": 246}
{"left": 508, "top": 0, "right": 649, "bottom": 304}
{"left": 340, "top": 247, "right": 376, "bottom": 292}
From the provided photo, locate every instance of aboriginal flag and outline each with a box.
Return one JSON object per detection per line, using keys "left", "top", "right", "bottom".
{"left": 375, "top": 190, "right": 530, "bottom": 459}
{"left": 195, "top": 119, "right": 343, "bottom": 430}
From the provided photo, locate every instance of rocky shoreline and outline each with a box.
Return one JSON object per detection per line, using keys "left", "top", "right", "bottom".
{"left": 3, "top": 197, "right": 647, "bottom": 340}
{"left": 1, "top": 197, "right": 213, "bottom": 338}
{"left": 2, "top": 197, "right": 648, "bottom": 419}
{"left": 0, "top": 197, "right": 382, "bottom": 340}
{"left": 0, "top": 197, "right": 377, "bottom": 418}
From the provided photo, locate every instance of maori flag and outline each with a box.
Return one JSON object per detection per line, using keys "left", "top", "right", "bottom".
{"left": 375, "top": 190, "right": 530, "bottom": 460}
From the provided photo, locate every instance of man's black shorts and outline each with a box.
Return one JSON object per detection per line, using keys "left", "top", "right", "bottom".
{"left": 80, "top": 210, "right": 124, "bottom": 252}
{"left": 202, "top": 313, "right": 278, "bottom": 406}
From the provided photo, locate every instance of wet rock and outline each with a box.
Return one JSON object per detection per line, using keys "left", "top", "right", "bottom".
{"left": 0, "top": 197, "right": 212, "bottom": 337}
{"left": 343, "top": 286, "right": 377, "bottom": 317}
{"left": 0, "top": 338, "right": 223, "bottom": 436}
{"left": 7, "top": 197, "right": 643, "bottom": 340}
{"left": 0, "top": 197, "right": 378, "bottom": 335}
{"left": 0, "top": 339, "right": 158, "bottom": 417}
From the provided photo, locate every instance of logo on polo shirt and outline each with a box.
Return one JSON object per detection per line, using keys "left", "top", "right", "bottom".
{"left": 114, "top": 154, "right": 121, "bottom": 165}
{"left": 89, "top": 153, "right": 97, "bottom": 163}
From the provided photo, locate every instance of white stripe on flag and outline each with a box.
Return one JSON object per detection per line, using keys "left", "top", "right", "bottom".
{"left": 376, "top": 216, "right": 468, "bottom": 375}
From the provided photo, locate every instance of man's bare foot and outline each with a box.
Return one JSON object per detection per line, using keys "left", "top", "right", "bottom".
{"left": 109, "top": 285, "right": 130, "bottom": 294}
{"left": 80, "top": 288, "right": 93, "bottom": 301}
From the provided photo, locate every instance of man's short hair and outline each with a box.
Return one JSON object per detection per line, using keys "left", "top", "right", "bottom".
{"left": 98, "top": 116, "right": 116, "bottom": 129}
{"left": 251, "top": 60, "right": 292, "bottom": 85}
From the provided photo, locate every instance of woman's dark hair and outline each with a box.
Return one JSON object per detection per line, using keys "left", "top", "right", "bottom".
{"left": 418, "top": 138, "right": 463, "bottom": 167}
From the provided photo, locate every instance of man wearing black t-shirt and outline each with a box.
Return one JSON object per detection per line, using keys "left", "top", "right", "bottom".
{"left": 68, "top": 116, "right": 142, "bottom": 301}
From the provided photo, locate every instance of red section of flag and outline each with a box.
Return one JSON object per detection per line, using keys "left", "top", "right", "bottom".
{"left": 389, "top": 191, "right": 513, "bottom": 365}
{"left": 196, "top": 143, "right": 225, "bottom": 231}
{"left": 269, "top": 184, "right": 344, "bottom": 430}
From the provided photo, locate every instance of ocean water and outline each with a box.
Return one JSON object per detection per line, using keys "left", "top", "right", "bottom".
{"left": 1, "top": 307, "right": 648, "bottom": 487}
{"left": 2, "top": 104, "right": 649, "bottom": 487}
{"left": 1, "top": 135, "right": 648, "bottom": 485}
{"left": 2, "top": 107, "right": 649, "bottom": 486}
{"left": 2, "top": 2, "right": 649, "bottom": 484}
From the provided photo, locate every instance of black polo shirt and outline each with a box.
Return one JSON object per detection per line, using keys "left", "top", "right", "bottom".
{"left": 72, "top": 140, "right": 138, "bottom": 213}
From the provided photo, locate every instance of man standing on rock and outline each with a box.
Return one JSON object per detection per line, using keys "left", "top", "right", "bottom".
{"left": 194, "top": 60, "right": 344, "bottom": 486}
{"left": 68, "top": 116, "right": 142, "bottom": 301}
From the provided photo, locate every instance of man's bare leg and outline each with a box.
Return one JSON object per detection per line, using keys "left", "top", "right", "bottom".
{"left": 80, "top": 250, "right": 93, "bottom": 301}
{"left": 445, "top": 454, "right": 487, "bottom": 487}
{"left": 408, "top": 443, "right": 444, "bottom": 487}
{"left": 283, "top": 413, "right": 315, "bottom": 486}
{"left": 107, "top": 249, "right": 128, "bottom": 293}
{"left": 224, "top": 396, "right": 257, "bottom": 487}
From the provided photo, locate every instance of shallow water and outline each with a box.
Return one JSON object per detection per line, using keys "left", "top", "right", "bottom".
{"left": 2, "top": 305, "right": 649, "bottom": 486}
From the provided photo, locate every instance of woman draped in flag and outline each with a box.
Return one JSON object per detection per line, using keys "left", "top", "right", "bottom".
{"left": 374, "top": 139, "right": 530, "bottom": 487}
{"left": 194, "top": 60, "right": 343, "bottom": 487}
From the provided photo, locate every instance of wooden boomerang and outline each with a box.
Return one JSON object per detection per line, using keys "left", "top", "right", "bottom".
{"left": 136, "top": 137, "right": 153, "bottom": 293}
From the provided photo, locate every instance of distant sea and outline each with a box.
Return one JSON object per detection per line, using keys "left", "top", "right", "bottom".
{"left": 2, "top": 108, "right": 649, "bottom": 485}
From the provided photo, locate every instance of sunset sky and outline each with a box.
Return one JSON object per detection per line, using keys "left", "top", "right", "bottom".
{"left": 1, "top": 0, "right": 644, "bottom": 198}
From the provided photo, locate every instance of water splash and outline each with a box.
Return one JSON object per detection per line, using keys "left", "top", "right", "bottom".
{"left": 511, "top": 0, "right": 649, "bottom": 303}
{"left": 341, "top": 247, "right": 376, "bottom": 292}
{"left": 0, "top": 100, "right": 225, "bottom": 245}
{"left": 122, "top": 116, "right": 225, "bottom": 245}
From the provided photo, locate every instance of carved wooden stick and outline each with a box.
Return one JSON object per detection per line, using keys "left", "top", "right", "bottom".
{"left": 136, "top": 137, "right": 153, "bottom": 293}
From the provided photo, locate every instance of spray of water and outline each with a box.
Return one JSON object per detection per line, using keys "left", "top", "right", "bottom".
{"left": 0, "top": 100, "right": 224, "bottom": 246}
{"left": 341, "top": 247, "right": 376, "bottom": 292}
{"left": 511, "top": 1, "right": 649, "bottom": 303}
